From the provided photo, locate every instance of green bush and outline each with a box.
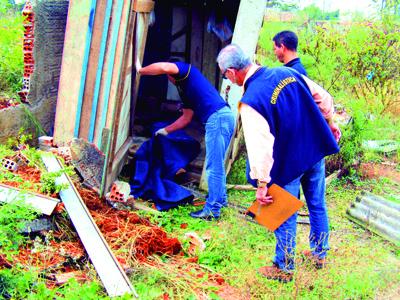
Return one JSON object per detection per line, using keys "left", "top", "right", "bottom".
{"left": 258, "top": 17, "right": 400, "bottom": 177}
{"left": 0, "top": 201, "right": 38, "bottom": 251}
{"left": 0, "top": 1, "right": 23, "bottom": 95}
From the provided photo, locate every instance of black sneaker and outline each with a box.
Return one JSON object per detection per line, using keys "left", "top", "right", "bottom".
{"left": 190, "top": 209, "right": 220, "bottom": 221}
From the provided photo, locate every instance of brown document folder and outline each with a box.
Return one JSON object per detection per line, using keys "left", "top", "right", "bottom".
{"left": 247, "top": 184, "right": 304, "bottom": 231}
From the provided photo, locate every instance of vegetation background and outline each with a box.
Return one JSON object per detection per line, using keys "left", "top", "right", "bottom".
{"left": 0, "top": 0, "right": 399, "bottom": 299}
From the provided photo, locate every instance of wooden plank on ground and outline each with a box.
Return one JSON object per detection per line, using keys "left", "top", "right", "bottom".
{"left": 0, "top": 183, "right": 59, "bottom": 215}
{"left": 53, "top": 0, "right": 97, "bottom": 145}
{"left": 41, "top": 153, "right": 137, "bottom": 298}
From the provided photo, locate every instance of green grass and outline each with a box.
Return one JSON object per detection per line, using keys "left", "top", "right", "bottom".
{"left": 1, "top": 147, "right": 399, "bottom": 299}
{"left": 130, "top": 181, "right": 400, "bottom": 299}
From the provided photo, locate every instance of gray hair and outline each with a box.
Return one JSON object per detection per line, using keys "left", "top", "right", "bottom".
{"left": 217, "top": 44, "right": 252, "bottom": 71}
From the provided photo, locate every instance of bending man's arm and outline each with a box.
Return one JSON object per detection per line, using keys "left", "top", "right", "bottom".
{"left": 302, "top": 75, "right": 341, "bottom": 142}
{"left": 163, "top": 108, "right": 194, "bottom": 134}
{"left": 138, "top": 62, "right": 179, "bottom": 76}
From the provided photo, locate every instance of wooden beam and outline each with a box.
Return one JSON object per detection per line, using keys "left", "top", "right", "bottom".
{"left": 73, "top": 0, "right": 98, "bottom": 138}
{"left": 41, "top": 154, "right": 137, "bottom": 298}
{"left": 107, "top": 9, "right": 136, "bottom": 166}
{"left": 190, "top": 5, "right": 203, "bottom": 70}
{"left": 226, "top": 184, "right": 256, "bottom": 191}
{"left": 104, "top": 137, "right": 133, "bottom": 193}
{"left": 200, "top": 0, "right": 266, "bottom": 190}
{"left": 79, "top": 0, "right": 108, "bottom": 140}
{"left": 129, "top": 12, "right": 151, "bottom": 139}
{"left": 93, "top": 0, "right": 125, "bottom": 147}
{"left": 133, "top": 0, "right": 154, "bottom": 13}
{"left": 89, "top": 0, "right": 113, "bottom": 143}
{"left": 100, "top": 1, "right": 134, "bottom": 195}
{"left": 219, "top": 0, "right": 265, "bottom": 117}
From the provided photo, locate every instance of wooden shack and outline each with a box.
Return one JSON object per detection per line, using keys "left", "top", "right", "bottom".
{"left": 53, "top": 0, "right": 265, "bottom": 195}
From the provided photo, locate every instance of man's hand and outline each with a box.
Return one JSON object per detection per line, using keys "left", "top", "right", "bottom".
{"left": 135, "top": 57, "right": 142, "bottom": 74}
{"left": 256, "top": 186, "right": 273, "bottom": 205}
{"left": 329, "top": 121, "right": 341, "bottom": 142}
{"left": 155, "top": 128, "right": 168, "bottom": 136}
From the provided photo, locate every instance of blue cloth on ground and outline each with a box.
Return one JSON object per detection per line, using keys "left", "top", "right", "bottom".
{"left": 130, "top": 124, "right": 201, "bottom": 211}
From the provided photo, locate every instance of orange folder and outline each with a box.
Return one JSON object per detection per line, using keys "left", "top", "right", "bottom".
{"left": 247, "top": 184, "right": 304, "bottom": 231}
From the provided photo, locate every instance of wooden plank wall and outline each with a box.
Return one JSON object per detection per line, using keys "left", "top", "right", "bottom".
{"left": 53, "top": 0, "right": 96, "bottom": 145}
{"left": 53, "top": 0, "right": 154, "bottom": 195}
{"left": 102, "top": 2, "right": 154, "bottom": 194}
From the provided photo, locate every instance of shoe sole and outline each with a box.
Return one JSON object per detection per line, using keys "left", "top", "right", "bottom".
{"left": 257, "top": 269, "right": 293, "bottom": 283}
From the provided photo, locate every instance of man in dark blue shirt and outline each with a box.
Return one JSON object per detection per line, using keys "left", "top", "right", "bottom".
{"left": 139, "top": 62, "right": 235, "bottom": 220}
{"left": 273, "top": 30, "right": 308, "bottom": 76}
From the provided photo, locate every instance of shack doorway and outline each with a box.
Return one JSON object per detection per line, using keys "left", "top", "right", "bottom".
{"left": 132, "top": 0, "right": 240, "bottom": 186}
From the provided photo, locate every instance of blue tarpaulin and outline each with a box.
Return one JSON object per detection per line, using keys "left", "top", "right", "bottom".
{"left": 130, "top": 125, "right": 201, "bottom": 211}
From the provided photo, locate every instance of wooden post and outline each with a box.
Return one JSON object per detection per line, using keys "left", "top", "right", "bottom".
{"left": 199, "top": 0, "right": 265, "bottom": 191}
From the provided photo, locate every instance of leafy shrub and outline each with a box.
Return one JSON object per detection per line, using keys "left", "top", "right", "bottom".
{"left": 0, "top": 268, "right": 106, "bottom": 299}
{"left": 0, "top": 201, "right": 38, "bottom": 251}
{"left": 258, "top": 17, "right": 400, "bottom": 177}
{"left": 0, "top": 1, "right": 23, "bottom": 95}
{"left": 301, "top": 22, "right": 400, "bottom": 115}
{"left": 227, "top": 142, "right": 248, "bottom": 185}
{"left": 40, "top": 169, "right": 70, "bottom": 195}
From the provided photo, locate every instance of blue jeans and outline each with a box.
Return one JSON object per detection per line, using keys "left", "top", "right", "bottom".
{"left": 203, "top": 106, "right": 235, "bottom": 216}
{"left": 273, "top": 159, "right": 329, "bottom": 272}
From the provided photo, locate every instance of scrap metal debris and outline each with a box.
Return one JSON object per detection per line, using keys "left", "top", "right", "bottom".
{"left": 347, "top": 192, "right": 400, "bottom": 244}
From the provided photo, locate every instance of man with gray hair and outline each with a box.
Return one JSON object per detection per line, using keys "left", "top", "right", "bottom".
{"left": 217, "top": 44, "right": 341, "bottom": 282}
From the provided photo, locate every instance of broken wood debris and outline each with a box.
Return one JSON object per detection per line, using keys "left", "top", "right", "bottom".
{"left": 54, "top": 271, "right": 88, "bottom": 285}
{"left": 226, "top": 184, "right": 256, "bottom": 191}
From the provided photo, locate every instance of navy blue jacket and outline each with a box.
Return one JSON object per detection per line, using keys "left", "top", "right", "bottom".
{"left": 285, "top": 57, "right": 307, "bottom": 76}
{"left": 241, "top": 67, "right": 339, "bottom": 186}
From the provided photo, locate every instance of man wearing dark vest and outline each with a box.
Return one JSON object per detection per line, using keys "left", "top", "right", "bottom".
{"left": 273, "top": 30, "right": 308, "bottom": 76}
{"left": 138, "top": 61, "right": 235, "bottom": 220}
{"left": 217, "top": 44, "right": 341, "bottom": 282}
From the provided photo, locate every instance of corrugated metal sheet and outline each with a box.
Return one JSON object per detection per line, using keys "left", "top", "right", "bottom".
{"left": 347, "top": 192, "right": 400, "bottom": 244}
